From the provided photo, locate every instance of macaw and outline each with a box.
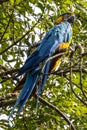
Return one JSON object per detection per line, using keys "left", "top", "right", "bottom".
{"left": 9, "top": 12, "right": 75, "bottom": 117}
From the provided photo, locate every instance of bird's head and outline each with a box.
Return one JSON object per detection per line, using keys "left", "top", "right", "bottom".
{"left": 56, "top": 12, "right": 75, "bottom": 25}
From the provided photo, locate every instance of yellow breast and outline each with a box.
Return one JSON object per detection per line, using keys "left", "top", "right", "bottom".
{"left": 58, "top": 37, "right": 72, "bottom": 49}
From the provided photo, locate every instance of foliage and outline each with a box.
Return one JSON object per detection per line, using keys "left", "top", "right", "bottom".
{"left": 0, "top": 0, "right": 87, "bottom": 130}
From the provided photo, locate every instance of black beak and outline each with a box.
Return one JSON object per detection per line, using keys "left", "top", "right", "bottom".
{"left": 68, "top": 15, "right": 75, "bottom": 25}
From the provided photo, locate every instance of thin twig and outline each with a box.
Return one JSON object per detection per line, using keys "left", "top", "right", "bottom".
{"left": 0, "top": 7, "right": 13, "bottom": 42}
{"left": 0, "top": 93, "right": 76, "bottom": 130}
{"left": 0, "top": 64, "right": 8, "bottom": 71}
{"left": 46, "top": 53, "right": 64, "bottom": 63}
{"left": 65, "top": 76, "right": 87, "bottom": 106}
{"left": 69, "top": 49, "right": 87, "bottom": 106}
{"left": 0, "top": 0, "right": 9, "bottom": 4}
{"left": 41, "top": 52, "right": 64, "bottom": 73}
{"left": 79, "top": 45, "right": 87, "bottom": 99}
{"left": 0, "top": 15, "right": 42, "bottom": 55}
{"left": 0, "top": 68, "right": 19, "bottom": 77}
{"left": 35, "top": 95, "right": 76, "bottom": 130}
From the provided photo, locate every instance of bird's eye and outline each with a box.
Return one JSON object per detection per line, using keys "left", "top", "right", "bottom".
{"left": 63, "top": 14, "right": 69, "bottom": 20}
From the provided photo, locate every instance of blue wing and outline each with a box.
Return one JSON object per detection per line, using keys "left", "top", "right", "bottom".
{"left": 18, "top": 22, "right": 72, "bottom": 76}
{"left": 9, "top": 21, "right": 72, "bottom": 118}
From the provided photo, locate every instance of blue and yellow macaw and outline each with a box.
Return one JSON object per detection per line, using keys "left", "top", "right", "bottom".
{"left": 9, "top": 12, "right": 75, "bottom": 117}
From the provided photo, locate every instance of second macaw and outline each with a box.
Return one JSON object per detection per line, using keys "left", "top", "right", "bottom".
{"left": 9, "top": 12, "right": 75, "bottom": 117}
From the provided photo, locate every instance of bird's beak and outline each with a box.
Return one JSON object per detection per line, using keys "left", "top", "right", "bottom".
{"left": 68, "top": 15, "right": 75, "bottom": 25}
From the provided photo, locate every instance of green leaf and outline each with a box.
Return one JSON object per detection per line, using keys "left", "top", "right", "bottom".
{"left": 37, "top": 2, "right": 44, "bottom": 11}
{"left": 10, "top": 0, "right": 14, "bottom": 5}
{"left": 16, "top": 0, "right": 21, "bottom": 4}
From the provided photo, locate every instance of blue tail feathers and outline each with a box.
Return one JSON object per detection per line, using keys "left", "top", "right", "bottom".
{"left": 9, "top": 70, "right": 39, "bottom": 119}
{"left": 41, "top": 61, "right": 50, "bottom": 91}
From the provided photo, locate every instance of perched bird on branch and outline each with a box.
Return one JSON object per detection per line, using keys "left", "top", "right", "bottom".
{"left": 9, "top": 12, "right": 75, "bottom": 118}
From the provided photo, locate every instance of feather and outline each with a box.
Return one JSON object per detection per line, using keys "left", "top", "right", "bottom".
{"left": 18, "top": 22, "right": 72, "bottom": 77}
{"left": 9, "top": 70, "right": 40, "bottom": 118}
{"left": 41, "top": 60, "right": 50, "bottom": 92}
{"left": 17, "top": 71, "right": 39, "bottom": 113}
{"left": 9, "top": 19, "right": 73, "bottom": 118}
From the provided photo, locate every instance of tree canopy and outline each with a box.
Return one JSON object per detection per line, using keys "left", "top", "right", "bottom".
{"left": 0, "top": 0, "right": 87, "bottom": 130}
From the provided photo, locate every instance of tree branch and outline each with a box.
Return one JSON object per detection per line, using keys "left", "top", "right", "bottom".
{"left": 0, "top": 0, "right": 9, "bottom": 4}
{"left": 0, "top": 15, "right": 42, "bottom": 55}
{"left": 0, "top": 64, "right": 8, "bottom": 71}
{"left": 38, "top": 95, "right": 76, "bottom": 130}
{"left": 0, "top": 12, "right": 13, "bottom": 42}
{"left": 0, "top": 93, "right": 76, "bottom": 130}
{"left": 69, "top": 46, "right": 87, "bottom": 106}
{"left": 0, "top": 68, "right": 19, "bottom": 77}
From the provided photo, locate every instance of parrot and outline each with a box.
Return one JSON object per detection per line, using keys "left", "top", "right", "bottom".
{"left": 9, "top": 12, "right": 75, "bottom": 118}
